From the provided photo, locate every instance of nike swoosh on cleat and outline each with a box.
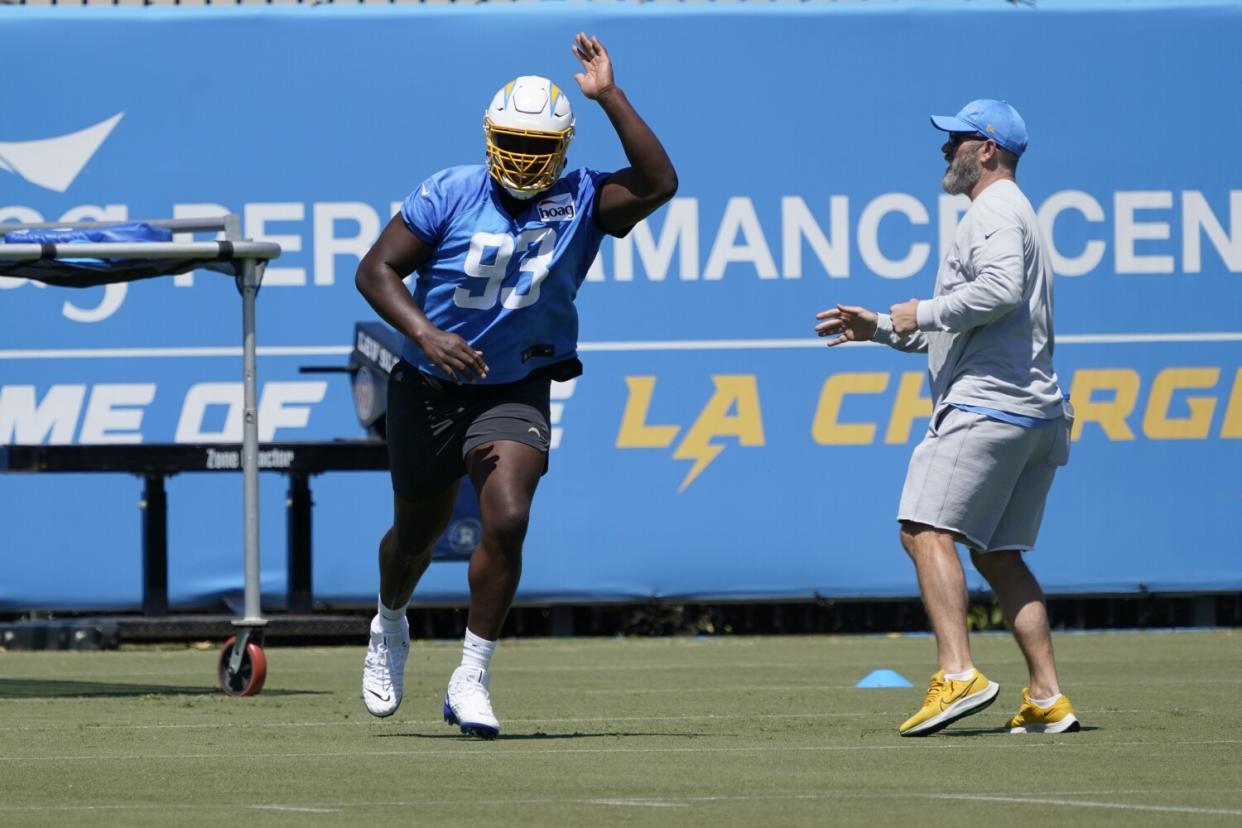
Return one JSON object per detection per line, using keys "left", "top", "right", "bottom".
{"left": 939, "top": 682, "right": 976, "bottom": 710}
{"left": 366, "top": 688, "right": 391, "bottom": 703}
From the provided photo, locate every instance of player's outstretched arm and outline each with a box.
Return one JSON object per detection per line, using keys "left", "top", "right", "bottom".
{"left": 355, "top": 216, "right": 489, "bottom": 383}
{"left": 571, "top": 32, "right": 678, "bottom": 236}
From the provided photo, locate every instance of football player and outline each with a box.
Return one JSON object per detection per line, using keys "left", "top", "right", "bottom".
{"left": 355, "top": 32, "right": 677, "bottom": 738}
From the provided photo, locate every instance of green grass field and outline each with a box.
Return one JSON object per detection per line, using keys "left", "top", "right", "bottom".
{"left": 2, "top": 631, "right": 1240, "bottom": 826}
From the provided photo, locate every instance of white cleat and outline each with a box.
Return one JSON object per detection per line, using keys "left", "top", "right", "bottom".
{"left": 361, "top": 614, "right": 409, "bottom": 718}
{"left": 443, "top": 666, "right": 501, "bottom": 739}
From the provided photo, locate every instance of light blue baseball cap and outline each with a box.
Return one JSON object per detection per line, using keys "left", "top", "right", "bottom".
{"left": 930, "top": 99, "right": 1028, "bottom": 157}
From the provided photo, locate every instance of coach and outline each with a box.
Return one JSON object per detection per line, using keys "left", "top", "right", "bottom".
{"left": 814, "top": 99, "right": 1081, "bottom": 737}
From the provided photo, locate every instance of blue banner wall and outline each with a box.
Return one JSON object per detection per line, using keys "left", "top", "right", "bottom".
{"left": 2, "top": 2, "right": 1240, "bottom": 610}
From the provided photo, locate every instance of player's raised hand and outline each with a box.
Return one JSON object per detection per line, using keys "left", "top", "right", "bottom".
{"left": 415, "top": 327, "right": 488, "bottom": 383}
{"left": 814, "top": 304, "right": 878, "bottom": 347}
{"left": 571, "top": 32, "right": 615, "bottom": 100}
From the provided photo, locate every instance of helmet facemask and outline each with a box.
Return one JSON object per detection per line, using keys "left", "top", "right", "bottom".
{"left": 484, "top": 122, "right": 573, "bottom": 197}
{"left": 483, "top": 76, "right": 574, "bottom": 199}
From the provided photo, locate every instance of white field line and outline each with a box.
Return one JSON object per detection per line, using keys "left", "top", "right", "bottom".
{"left": 4, "top": 663, "right": 1237, "bottom": 681}
{"left": 1, "top": 331, "right": 1239, "bottom": 360}
{"left": 0, "top": 659, "right": 952, "bottom": 676}
{"left": 580, "top": 678, "right": 1242, "bottom": 693}
{"left": 6, "top": 712, "right": 882, "bottom": 732}
{"left": 2, "top": 661, "right": 871, "bottom": 680}
{"left": 5, "top": 672, "right": 1238, "bottom": 694}
{"left": 2, "top": 792, "right": 1241, "bottom": 816}
{"left": 0, "top": 664, "right": 873, "bottom": 679}
{"left": 586, "top": 799, "right": 688, "bottom": 808}
{"left": 0, "top": 707, "right": 1223, "bottom": 735}
{"left": 5, "top": 670, "right": 1236, "bottom": 694}
{"left": 501, "top": 660, "right": 912, "bottom": 672}
{"left": 3, "top": 738, "right": 1241, "bottom": 764}
{"left": 928, "top": 793, "right": 1242, "bottom": 818}
{"left": 0, "top": 706, "right": 1221, "bottom": 734}
{"left": 578, "top": 685, "right": 890, "bottom": 694}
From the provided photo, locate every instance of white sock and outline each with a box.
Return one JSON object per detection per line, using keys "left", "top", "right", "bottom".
{"left": 944, "top": 668, "right": 976, "bottom": 681}
{"left": 460, "top": 629, "right": 497, "bottom": 672}
{"left": 1030, "top": 693, "right": 1062, "bottom": 708}
{"left": 377, "top": 596, "right": 408, "bottom": 633}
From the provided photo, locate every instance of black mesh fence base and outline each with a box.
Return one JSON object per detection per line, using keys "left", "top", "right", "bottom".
{"left": 2, "top": 593, "right": 1239, "bottom": 650}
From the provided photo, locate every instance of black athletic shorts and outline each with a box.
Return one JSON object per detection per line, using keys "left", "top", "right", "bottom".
{"left": 386, "top": 360, "right": 560, "bottom": 501}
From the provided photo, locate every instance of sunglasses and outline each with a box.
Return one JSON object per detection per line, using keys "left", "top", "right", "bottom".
{"left": 947, "top": 131, "right": 992, "bottom": 147}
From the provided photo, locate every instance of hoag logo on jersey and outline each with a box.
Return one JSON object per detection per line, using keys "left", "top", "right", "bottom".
{"left": 536, "top": 192, "right": 575, "bottom": 222}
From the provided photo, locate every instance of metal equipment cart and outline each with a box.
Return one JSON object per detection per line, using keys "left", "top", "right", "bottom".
{"left": 0, "top": 216, "right": 281, "bottom": 695}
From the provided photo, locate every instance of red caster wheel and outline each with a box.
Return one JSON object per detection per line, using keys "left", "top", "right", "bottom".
{"left": 217, "top": 634, "right": 267, "bottom": 697}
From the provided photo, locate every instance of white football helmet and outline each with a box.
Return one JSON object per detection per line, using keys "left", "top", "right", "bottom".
{"left": 483, "top": 75, "right": 574, "bottom": 199}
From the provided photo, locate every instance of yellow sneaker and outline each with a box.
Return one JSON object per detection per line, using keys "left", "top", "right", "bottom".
{"left": 899, "top": 669, "right": 1000, "bottom": 737}
{"left": 1007, "top": 689, "right": 1081, "bottom": 734}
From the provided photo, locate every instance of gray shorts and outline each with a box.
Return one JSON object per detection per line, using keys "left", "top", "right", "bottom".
{"left": 897, "top": 404, "right": 1071, "bottom": 552}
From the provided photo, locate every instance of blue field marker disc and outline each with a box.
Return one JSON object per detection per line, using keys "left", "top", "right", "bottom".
{"left": 854, "top": 669, "right": 914, "bottom": 688}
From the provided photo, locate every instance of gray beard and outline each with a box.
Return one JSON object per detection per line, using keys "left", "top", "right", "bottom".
{"left": 941, "top": 151, "right": 982, "bottom": 196}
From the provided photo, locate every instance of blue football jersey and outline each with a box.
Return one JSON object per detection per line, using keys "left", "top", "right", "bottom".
{"left": 399, "top": 165, "right": 611, "bottom": 383}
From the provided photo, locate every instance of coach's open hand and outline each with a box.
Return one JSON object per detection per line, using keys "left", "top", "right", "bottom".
{"left": 814, "top": 304, "right": 878, "bottom": 347}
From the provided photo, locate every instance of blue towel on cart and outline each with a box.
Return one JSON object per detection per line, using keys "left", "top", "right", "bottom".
{"left": 0, "top": 222, "right": 244, "bottom": 287}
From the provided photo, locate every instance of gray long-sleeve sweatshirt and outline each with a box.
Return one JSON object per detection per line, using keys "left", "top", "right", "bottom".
{"left": 872, "top": 179, "right": 1066, "bottom": 419}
